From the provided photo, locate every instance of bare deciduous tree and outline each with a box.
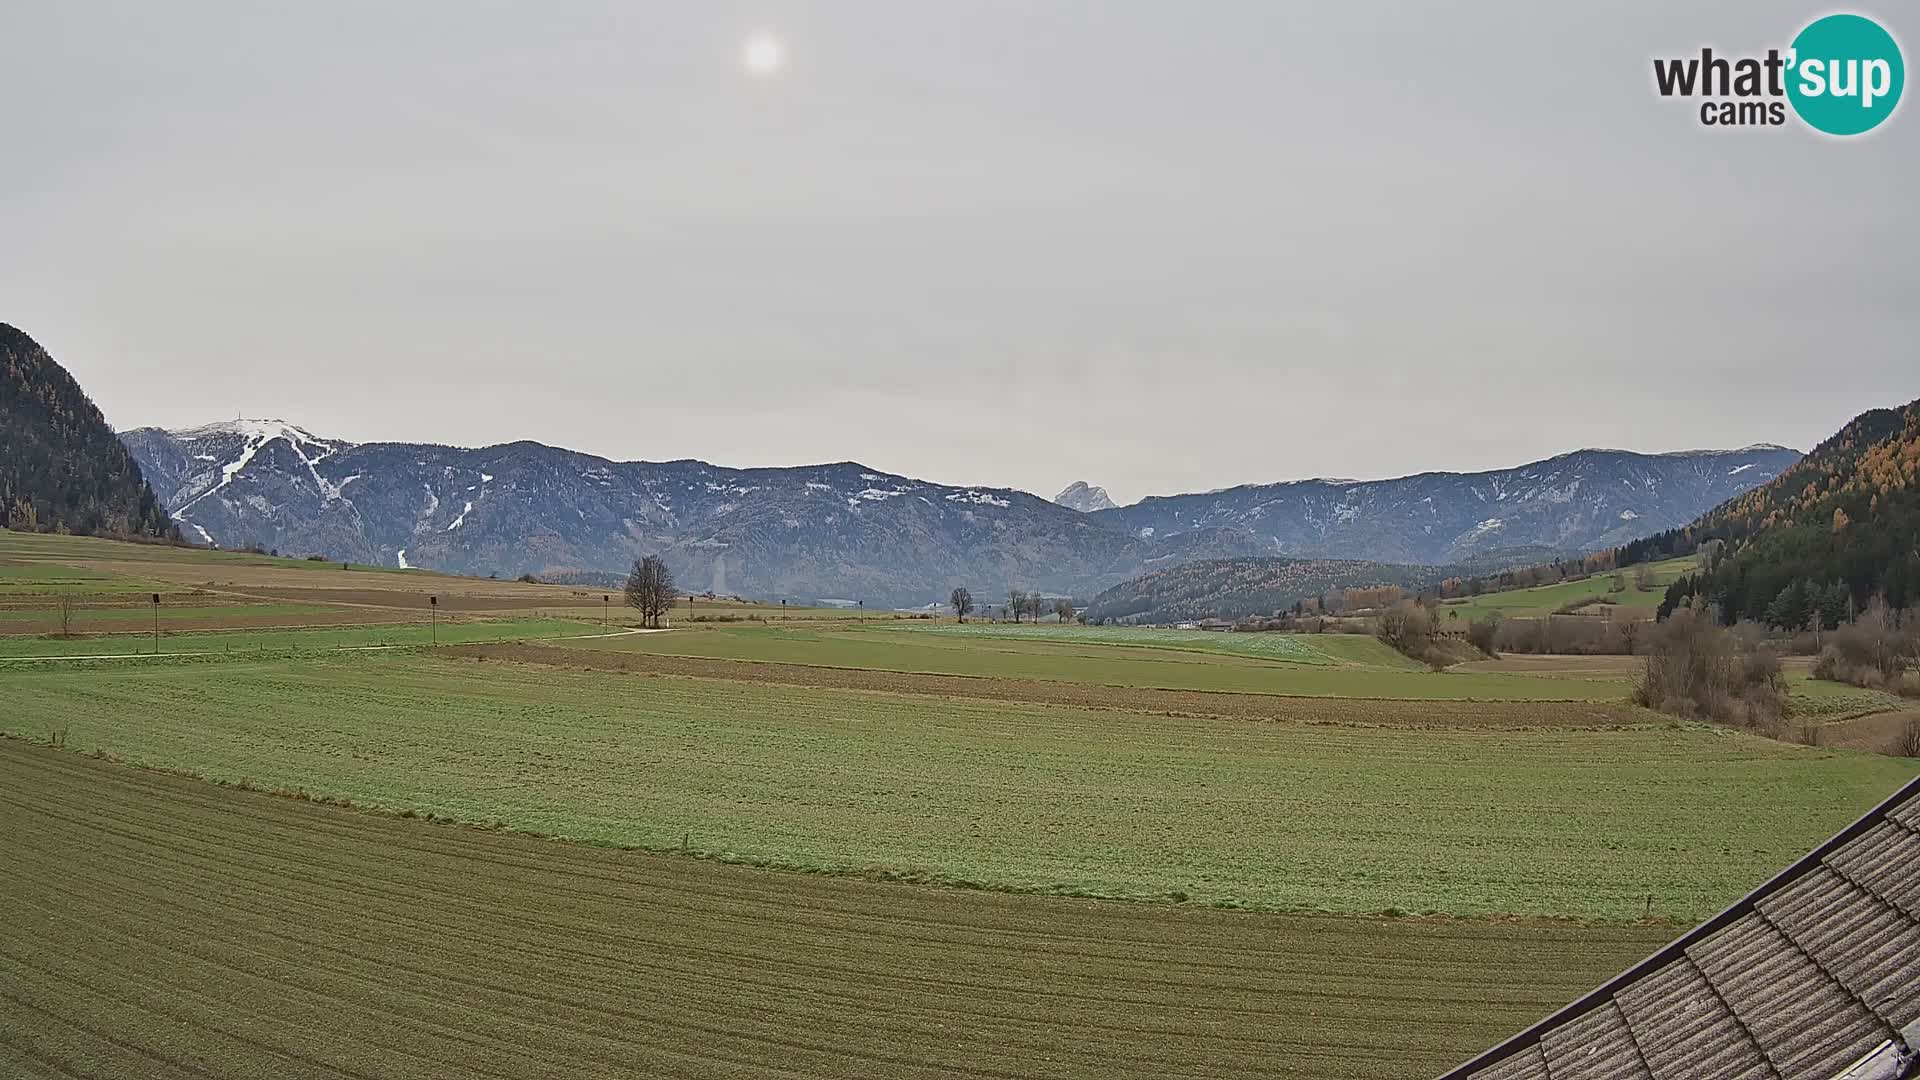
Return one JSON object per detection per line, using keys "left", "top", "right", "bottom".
{"left": 1007, "top": 588, "right": 1027, "bottom": 623}
{"left": 1053, "top": 598, "right": 1075, "bottom": 623}
{"left": 950, "top": 587, "right": 974, "bottom": 623}
{"left": 55, "top": 594, "right": 74, "bottom": 638}
{"left": 625, "top": 556, "right": 675, "bottom": 629}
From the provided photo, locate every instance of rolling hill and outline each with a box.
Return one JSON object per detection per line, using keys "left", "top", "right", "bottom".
{"left": 1630, "top": 396, "right": 1920, "bottom": 619}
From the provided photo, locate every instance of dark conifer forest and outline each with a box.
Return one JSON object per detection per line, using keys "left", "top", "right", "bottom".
{"left": 1, "top": 323, "right": 174, "bottom": 539}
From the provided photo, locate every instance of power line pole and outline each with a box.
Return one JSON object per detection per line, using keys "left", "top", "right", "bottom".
{"left": 429, "top": 595, "right": 438, "bottom": 644}
{"left": 151, "top": 593, "right": 160, "bottom": 654}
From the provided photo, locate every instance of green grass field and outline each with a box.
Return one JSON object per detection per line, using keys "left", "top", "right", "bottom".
{"left": 899, "top": 622, "right": 1357, "bottom": 661}
{"left": 0, "top": 561, "right": 172, "bottom": 595}
{"left": 575, "top": 623, "right": 1627, "bottom": 699}
{"left": 5, "top": 529, "right": 1916, "bottom": 1080}
{"left": 1786, "top": 675, "right": 1911, "bottom": 718}
{"left": 0, "top": 528, "right": 413, "bottom": 579}
{"left": 0, "top": 741, "right": 1671, "bottom": 1080}
{"left": 6, "top": 652, "right": 1910, "bottom": 919}
{"left": 1437, "top": 557, "right": 1697, "bottom": 621}
{"left": 0, "top": 601, "right": 344, "bottom": 624}
{"left": 0, "top": 617, "right": 598, "bottom": 658}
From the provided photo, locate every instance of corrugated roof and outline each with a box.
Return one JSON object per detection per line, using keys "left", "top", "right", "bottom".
{"left": 1438, "top": 774, "right": 1920, "bottom": 1080}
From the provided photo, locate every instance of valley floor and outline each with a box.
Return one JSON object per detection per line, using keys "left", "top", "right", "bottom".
{"left": 5, "top": 533, "right": 1917, "bottom": 1079}
{"left": 5, "top": 651, "right": 1912, "bottom": 919}
{"left": 0, "top": 741, "right": 1668, "bottom": 1080}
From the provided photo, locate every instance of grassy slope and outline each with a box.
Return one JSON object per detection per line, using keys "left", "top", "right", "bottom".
{"left": 576, "top": 624, "right": 1622, "bottom": 700}
{"left": 1437, "top": 557, "right": 1697, "bottom": 621}
{"left": 0, "top": 527, "right": 413, "bottom": 579}
{"left": 0, "top": 741, "right": 1670, "bottom": 1080}
{"left": 6, "top": 653, "right": 1911, "bottom": 919}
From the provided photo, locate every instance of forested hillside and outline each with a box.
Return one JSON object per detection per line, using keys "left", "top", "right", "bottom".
{"left": 1630, "top": 397, "right": 1920, "bottom": 623}
{"left": 1, "top": 324, "right": 173, "bottom": 539}
{"left": 1083, "top": 557, "right": 1452, "bottom": 623}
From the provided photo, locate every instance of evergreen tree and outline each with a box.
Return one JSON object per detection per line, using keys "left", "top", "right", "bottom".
{"left": 1818, "top": 582, "right": 1850, "bottom": 631}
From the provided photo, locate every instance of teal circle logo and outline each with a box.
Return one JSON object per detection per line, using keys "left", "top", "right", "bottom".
{"left": 1787, "top": 14, "right": 1904, "bottom": 135}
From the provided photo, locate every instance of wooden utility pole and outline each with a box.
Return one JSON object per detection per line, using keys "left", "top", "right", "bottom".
{"left": 151, "top": 593, "right": 161, "bottom": 654}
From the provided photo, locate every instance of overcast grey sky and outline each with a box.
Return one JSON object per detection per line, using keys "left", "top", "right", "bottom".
{"left": 3, "top": 2, "right": 1914, "bottom": 503}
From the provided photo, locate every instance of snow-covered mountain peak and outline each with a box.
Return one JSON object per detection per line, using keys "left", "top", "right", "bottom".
{"left": 170, "top": 418, "right": 346, "bottom": 449}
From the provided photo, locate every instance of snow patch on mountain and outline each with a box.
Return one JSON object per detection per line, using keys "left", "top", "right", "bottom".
{"left": 946, "top": 491, "right": 1010, "bottom": 508}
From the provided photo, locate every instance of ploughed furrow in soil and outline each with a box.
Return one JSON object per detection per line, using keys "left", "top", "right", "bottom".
{"left": 0, "top": 741, "right": 1667, "bottom": 1080}
{"left": 455, "top": 643, "right": 1644, "bottom": 729}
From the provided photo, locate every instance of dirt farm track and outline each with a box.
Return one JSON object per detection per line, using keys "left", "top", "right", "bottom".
{"left": 0, "top": 740, "right": 1666, "bottom": 1080}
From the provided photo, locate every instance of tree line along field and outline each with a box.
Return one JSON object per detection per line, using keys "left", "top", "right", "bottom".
{"left": 6, "top": 651, "right": 1914, "bottom": 920}
{"left": 0, "top": 741, "right": 1672, "bottom": 1080}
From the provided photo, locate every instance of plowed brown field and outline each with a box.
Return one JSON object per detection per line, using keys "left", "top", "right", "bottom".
{"left": 0, "top": 740, "right": 1668, "bottom": 1080}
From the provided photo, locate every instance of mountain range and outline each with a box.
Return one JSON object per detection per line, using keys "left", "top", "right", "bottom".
{"left": 1086, "top": 445, "right": 1800, "bottom": 565}
{"left": 119, "top": 419, "right": 1800, "bottom": 607}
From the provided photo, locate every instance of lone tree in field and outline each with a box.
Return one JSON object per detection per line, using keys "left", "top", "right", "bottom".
{"left": 625, "top": 555, "right": 675, "bottom": 629}
{"left": 1007, "top": 588, "right": 1027, "bottom": 623}
{"left": 950, "top": 587, "right": 974, "bottom": 623}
